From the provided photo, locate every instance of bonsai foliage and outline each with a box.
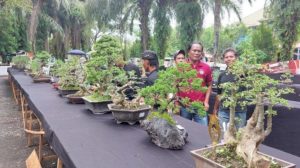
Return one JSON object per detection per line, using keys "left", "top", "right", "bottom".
{"left": 12, "top": 56, "right": 29, "bottom": 69}
{"left": 49, "top": 59, "right": 64, "bottom": 77}
{"left": 84, "top": 35, "right": 124, "bottom": 102}
{"left": 35, "top": 51, "right": 51, "bottom": 64}
{"left": 57, "top": 57, "right": 82, "bottom": 90}
{"left": 109, "top": 71, "right": 143, "bottom": 109}
{"left": 140, "top": 63, "right": 207, "bottom": 125}
{"left": 27, "top": 59, "right": 42, "bottom": 75}
{"left": 220, "top": 60, "right": 293, "bottom": 167}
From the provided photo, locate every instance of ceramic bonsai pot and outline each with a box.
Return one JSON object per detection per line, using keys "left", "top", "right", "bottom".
{"left": 66, "top": 94, "right": 84, "bottom": 104}
{"left": 108, "top": 104, "right": 151, "bottom": 125}
{"left": 82, "top": 97, "right": 112, "bottom": 114}
{"left": 58, "top": 88, "right": 79, "bottom": 97}
{"left": 190, "top": 144, "right": 296, "bottom": 168}
{"left": 32, "top": 77, "right": 51, "bottom": 83}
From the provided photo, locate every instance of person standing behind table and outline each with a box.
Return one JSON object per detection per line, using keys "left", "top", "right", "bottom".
{"left": 177, "top": 42, "right": 213, "bottom": 125}
{"left": 212, "top": 48, "right": 247, "bottom": 131}
{"left": 141, "top": 50, "right": 159, "bottom": 87}
{"left": 173, "top": 49, "right": 186, "bottom": 65}
{"left": 115, "top": 58, "right": 141, "bottom": 78}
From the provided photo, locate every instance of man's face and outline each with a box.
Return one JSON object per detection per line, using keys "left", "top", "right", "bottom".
{"left": 188, "top": 44, "right": 203, "bottom": 62}
{"left": 175, "top": 54, "right": 185, "bottom": 64}
{"left": 223, "top": 51, "right": 236, "bottom": 66}
{"left": 142, "top": 59, "right": 150, "bottom": 72}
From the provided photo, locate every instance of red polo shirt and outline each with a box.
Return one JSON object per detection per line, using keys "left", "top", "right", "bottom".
{"left": 178, "top": 61, "right": 212, "bottom": 102}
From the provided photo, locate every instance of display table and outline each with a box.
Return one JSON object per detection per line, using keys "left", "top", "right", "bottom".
{"left": 8, "top": 68, "right": 300, "bottom": 168}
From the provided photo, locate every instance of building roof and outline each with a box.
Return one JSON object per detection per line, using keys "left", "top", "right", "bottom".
{"left": 241, "top": 8, "right": 265, "bottom": 27}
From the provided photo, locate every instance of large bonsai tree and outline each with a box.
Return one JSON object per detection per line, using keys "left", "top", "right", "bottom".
{"left": 140, "top": 63, "right": 207, "bottom": 124}
{"left": 220, "top": 60, "right": 293, "bottom": 167}
{"left": 84, "top": 35, "right": 125, "bottom": 101}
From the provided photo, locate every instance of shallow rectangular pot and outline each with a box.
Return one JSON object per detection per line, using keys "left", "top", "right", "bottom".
{"left": 82, "top": 97, "right": 112, "bottom": 114}
{"left": 66, "top": 95, "right": 84, "bottom": 104}
{"left": 190, "top": 144, "right": 296, "bottom": 168}
{"left": 58, "top": 88, "right": 79, "bottom": 97}
{"left": 108, "top": 104, "right": 151, "bottom": 125}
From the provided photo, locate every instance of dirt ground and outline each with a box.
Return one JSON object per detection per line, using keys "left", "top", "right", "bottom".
{"left": 0, "top": 76, "right": 56, "bottom": 168}
{"left": 0, "top": 76, "right": 32, "bottom": 168}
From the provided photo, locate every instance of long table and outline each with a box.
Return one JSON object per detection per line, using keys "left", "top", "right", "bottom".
{"left": 8, "top": 68, "right": 300, "bottom": 168}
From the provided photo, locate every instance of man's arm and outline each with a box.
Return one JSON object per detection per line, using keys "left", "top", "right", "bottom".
{"left": 204, "top": 81, "right": 212, "bottom": 111}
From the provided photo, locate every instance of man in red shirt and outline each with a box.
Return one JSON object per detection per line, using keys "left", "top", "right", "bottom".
{"left": 178, "top": 42, "right": 212, "bottom": 125}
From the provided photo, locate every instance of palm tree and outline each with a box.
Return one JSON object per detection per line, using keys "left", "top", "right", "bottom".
{"left": 209, "top": 0, "right": 252, "bottom": 61}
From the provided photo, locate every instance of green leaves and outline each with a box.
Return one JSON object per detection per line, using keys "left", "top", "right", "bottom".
{"left": 140, "top": 62, "right": 206, "bottom": 114}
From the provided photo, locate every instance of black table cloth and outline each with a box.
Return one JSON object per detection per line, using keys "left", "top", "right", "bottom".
{"left": 8, "top": 68, "right": 300, "bottom": 168}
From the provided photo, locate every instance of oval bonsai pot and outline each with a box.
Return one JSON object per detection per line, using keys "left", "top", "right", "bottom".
{"left": 108, "top": 104, "right": 151, "bottom": 125}
{"left": 82, "top": 97, "right": 112, "bottom": 115}
{"left": 190, "top": 144, "right": 296, "bottom": 168}
{"left": 58, "top": 87, "right": 79, "bottom": 97}
{"left": 66, "top": 94, "right": 84, "bottom": 104}
{"left": 33, "top": 76, "right": 51, "bottom": 83}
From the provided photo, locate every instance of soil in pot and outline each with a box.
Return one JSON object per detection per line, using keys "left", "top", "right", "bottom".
{"left": 191, "top": 143, "right": 295, "bottom": 168}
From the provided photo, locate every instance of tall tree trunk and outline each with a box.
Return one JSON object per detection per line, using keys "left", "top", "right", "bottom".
{"left": 28, "top": 0, "right": 43, "bottom": 54}
{"left": 138, "top": 0, "right": 152, "bottom": 52}
{"left": 154, "top": 0, "right": 170, "bottom": 59}
{"left": 213, "top": 0, "right": 221, "bottom": 62}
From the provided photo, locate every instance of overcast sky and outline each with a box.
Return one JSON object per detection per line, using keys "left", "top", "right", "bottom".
{"left": 203, "top": 0, "right": 267, "bottom": 27}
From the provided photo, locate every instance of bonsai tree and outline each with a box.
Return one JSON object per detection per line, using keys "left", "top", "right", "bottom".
{"left": 139, "top": 63, "right": 207, "bottom": 149}
{"left": 11, "top": 56, "right": 29, "bottom": 69}
{"left": 140, "top": 63, "right": 207, "bottom": 121}
{"left": 57, "top": 57, "right": 82, "bottom": 91}
{"left": 34, "top": 51, "right": 51, "bottom": 65}
{"left": 219, "top": 60, "right": 293, "bottom": 167}
{"left": 84, "top": 35, "right": 124, "bottom": 102}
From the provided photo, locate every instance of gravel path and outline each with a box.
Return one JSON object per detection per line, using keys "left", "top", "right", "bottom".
{"left": 0, "top": 76, "right": 32, "bottom": 168}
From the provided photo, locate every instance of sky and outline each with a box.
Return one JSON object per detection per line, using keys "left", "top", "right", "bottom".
{"left": 203, "top": 0, "right": 266, "bottom": 27}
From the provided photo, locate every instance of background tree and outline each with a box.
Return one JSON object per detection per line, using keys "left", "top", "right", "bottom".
{"left": 153, "top": 0, "right": 171, "bottom": 59}
{"left": 267, "top": 0, "right": 300, "bottom": 61}
{"left": 175, "top": 0, "right": 204, "bottom": 49}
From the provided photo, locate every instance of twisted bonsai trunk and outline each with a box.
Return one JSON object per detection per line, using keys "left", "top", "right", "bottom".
{"left": 236, "top": 94, "right": 271, "bottom": 168}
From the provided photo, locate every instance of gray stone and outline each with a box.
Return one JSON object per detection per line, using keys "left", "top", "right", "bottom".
{"left": 140, "top": 117, "right": 188, "bottom": 150}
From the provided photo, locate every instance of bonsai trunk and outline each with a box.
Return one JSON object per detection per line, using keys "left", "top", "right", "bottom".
{"left": 236, "top": 94, "right": 271, "bottom": 168}
{"left": 224, "top": 90, "right": 237, "bottom": 144}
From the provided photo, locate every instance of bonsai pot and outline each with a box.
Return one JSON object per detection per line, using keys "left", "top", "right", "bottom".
{"left": 107, "top": 104, "right": 151, "bottom": 125}
{"left": 190, "top": 144, "right": 296, "bottom": 168}
{"left": 82, "top": 97, "right": 112, "bottom": 114}
{"left": 33, "top": 76, "right": 51, "bottom": 83}
{"left": 66, "top": 94, "right": 84, "bottom": 104}
{"left": 58, "top": 87, "right": 79, "bottom": 97}
{"left": 52, "top": 83, "right": 59, "bottom": 90}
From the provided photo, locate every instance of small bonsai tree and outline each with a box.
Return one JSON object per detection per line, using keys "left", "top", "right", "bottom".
{"left": 140, "top": 63, "right": 207, "bottom": 125}
{"left": 220, "top": 60, "right": 293, "bottom": 167}
{"left": 35, "top": 51, "right": 51, "bottom": 65}
{"left": 57, "top": 57, "right": 82, "bottom": 91}
{"left": 12, "top": 56, "right": 29, "bottom": 69}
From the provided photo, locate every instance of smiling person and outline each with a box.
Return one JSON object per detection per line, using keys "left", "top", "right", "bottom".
{"left": 177, "top": 42, "right": 212, "bottom": 125}
{"left": 213, "top": 48, "right": 247, "bottom": 131}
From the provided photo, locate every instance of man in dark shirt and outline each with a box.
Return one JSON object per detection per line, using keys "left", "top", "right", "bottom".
{"left": 213, "top": 48, "right": 247, "bottom": 131}
{"left": 115, "top": 59, "right": 141, "bottom": 78}
{"left": 141, "top": 50, "right": 159, "bottom": 87}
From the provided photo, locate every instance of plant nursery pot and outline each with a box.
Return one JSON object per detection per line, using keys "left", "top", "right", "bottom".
{"left": 82, "top": 97, "right": 112, "bottom": 114}
{"left": 190, "top": 144, "right": 296, "bottom": 168}
{"left": 33, "top": 77, "right": 51, "bottom": 83}
{"left": 66, "top": 95, "right": 84, "bottom": 104}
{"left": 58, "top": 88, "right": 79, "bottom": 97}
{"left": 108, "top": 104, "right": 151, "bottom": 125}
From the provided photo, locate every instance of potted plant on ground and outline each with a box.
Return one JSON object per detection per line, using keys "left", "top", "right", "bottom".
{"left": 190, "top": 60, "right": 295, "bottom": 168}
{"left": 82, "top": 35, "right": 122, "bottom": 114}
{"left": 140, "top": 63, "right": 207, "bottom": 149}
